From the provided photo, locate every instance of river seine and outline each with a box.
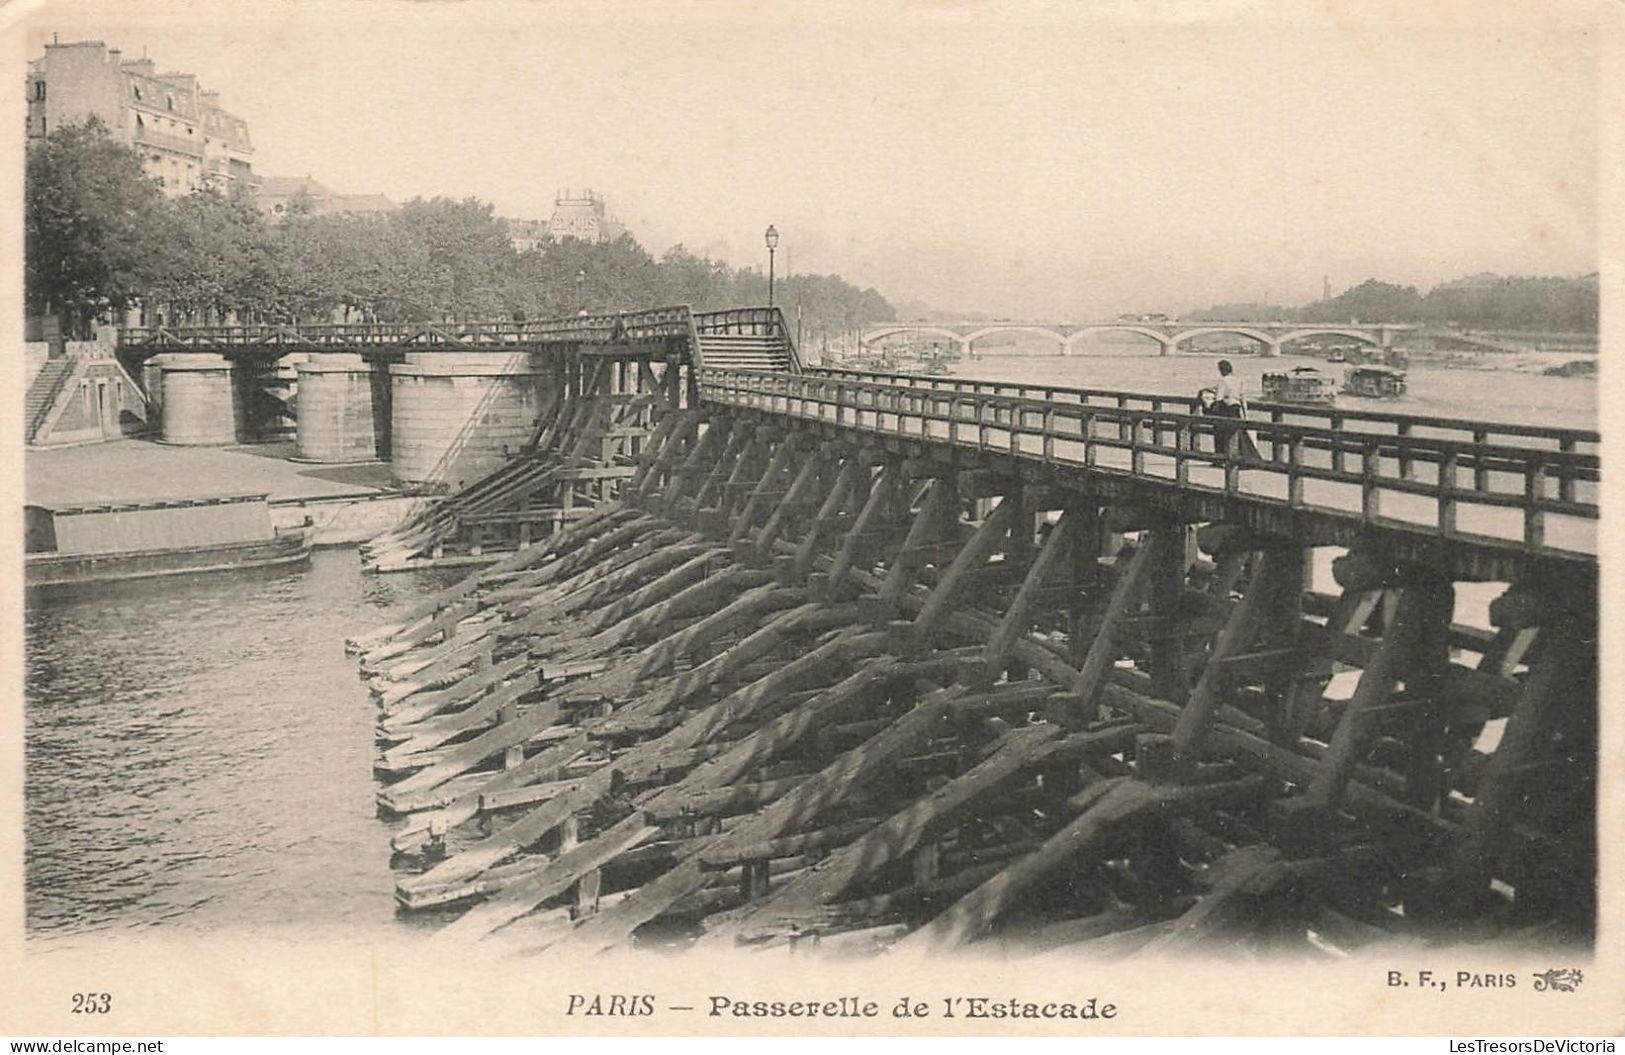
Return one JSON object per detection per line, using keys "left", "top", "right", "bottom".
{"left": 24, "top": 549, "right": 461, "bottom": 939}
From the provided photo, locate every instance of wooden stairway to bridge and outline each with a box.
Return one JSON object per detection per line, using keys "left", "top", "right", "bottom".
{"left": 695, "top": 331, "right": 794, "bottom": 372}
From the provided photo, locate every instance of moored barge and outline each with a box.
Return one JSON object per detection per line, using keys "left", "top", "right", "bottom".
{"left": 26, "top": 493, "right": 313, "bottom": 589}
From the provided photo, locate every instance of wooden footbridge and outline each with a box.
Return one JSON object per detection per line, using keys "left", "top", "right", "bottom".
{"left": 348, "top": 304, "right": 1598, "bottom": 957}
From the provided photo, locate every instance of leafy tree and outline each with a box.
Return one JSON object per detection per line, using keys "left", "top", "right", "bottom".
{"left": 1299, "top": 279, "right": 1425, "bottom": 324}
{"left": 145, "top": 188, "right": 282, "bottom": 324}
{"left": 25, "top": 132, "right": 899, "bottom": 339}
{"left": 25, "top": 118, "right": 167, "bottom": 335}
{"left": 392, "top": 197, "right": 517, "bottom": 320}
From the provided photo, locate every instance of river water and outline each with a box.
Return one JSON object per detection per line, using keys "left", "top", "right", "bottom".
{"left": 941, "top": 352, "right": 1598, "bottom": 432}
{"left": 24, "top": 550, "right": 461, "bottom": 940}
{"left": 23, "top": 359, "right": 1596, "bottom": 941}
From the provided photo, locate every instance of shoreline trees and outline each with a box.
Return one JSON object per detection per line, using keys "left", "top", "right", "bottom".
{"left": 24, "top": 121, "right": 897, "bottom": 339}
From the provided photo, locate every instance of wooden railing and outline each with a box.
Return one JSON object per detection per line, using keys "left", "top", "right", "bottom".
{"left": 119, "top": 307, "right": 699, "bottom": 351}
{"left": 807, "top": 366, "right": 1599, "bottom": 457}
{"left": 699, "top": 369, "right": 1599, "bottom": 558}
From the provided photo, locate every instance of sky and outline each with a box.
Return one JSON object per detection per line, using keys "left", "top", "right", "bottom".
{"left": 9, "top": 0, "right": 1604, "bottom": 319}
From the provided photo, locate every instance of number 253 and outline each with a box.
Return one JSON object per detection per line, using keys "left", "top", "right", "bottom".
{"left": 72, "top": 993, "right": 111, "bottom": 1014}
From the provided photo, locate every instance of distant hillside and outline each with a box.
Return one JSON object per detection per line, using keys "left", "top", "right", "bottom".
{"left": 1185, "top": 274, "right": 1597, "bottom": 333}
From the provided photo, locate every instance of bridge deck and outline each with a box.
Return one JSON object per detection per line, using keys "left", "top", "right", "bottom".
{"left": 700, "top": 369, "right": 1598, "bottom": 572}
{"left": 118, "top": 306, "right": 705, "bottom": 356}
{"left": 809, "top": 367, "right": 1600, "bottom": 455}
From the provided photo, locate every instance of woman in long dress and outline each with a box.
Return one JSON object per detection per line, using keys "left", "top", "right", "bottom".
{"left": 1205, "top": 360, "right": 1261, "bottom": 461}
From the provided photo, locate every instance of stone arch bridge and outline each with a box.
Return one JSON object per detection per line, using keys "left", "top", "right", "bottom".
{"left": 862, "top": 320, "right": 1416, "bottom": 357}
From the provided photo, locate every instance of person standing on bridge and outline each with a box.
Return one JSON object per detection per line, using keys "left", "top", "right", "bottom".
{"left": 1207, "top": 359, "right": 1261, "bottom": 462}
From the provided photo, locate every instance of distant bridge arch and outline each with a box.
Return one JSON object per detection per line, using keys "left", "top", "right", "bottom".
{"left": 1274, "top": 328, "right": 1382, "bottom": 347}
{"left": 961, "top": 326, "right": 1067, "bottom": 351}
{"left": 1063, "top": 325, "right": 1172, "bottom": 354}
{"left": 861, "top": 325, "right": 969, "bottom": 348}
{"left": 1170, "top": 326, "right": 1275, "bottom": 350}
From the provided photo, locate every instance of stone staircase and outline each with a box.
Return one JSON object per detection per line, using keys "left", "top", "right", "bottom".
{"left": 24, "top": 358, "right": 75, "bottom": 443}
{"left": 695, "top": 331, "right": 794, "bottom": 372}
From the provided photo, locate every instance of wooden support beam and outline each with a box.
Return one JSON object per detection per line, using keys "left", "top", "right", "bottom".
{"left": 914, "top": 498, "right": 1014, "bottom": 636}
{"left": 434, "top": 652, "right": 919, "bottom": 944}
{"left": 659, "top": 602, "right": 858, "bottom": 713}
{"left": 1441, "top": 627, "right": 1591, "bottom": 903}
{"left": 584, "top": 549, "right": 730, "bottom": 633}
{"left": 693, "top": 423, "right": 755, "bottom": 511}
{"left": 1170, "top": 550, "right": 1283, "bottom": 758}
{"left": 578, "top": 565, "right": 774, "bottom": 655}
{"left": 730, "top": 435, "right": 800, "bottom": 542}
{"left": 381, "top": 671, "right": 542, "bottom": 760}
{"left": 982, "top": 509, "right": 1080, "bottom": 683}
{"left": 936, "top": 610, "right": 1459, "bottom": 846}
{"left": 879, "top": 477, "right": 953, "bottom": 612}
{"left": 1068, "top": 541, "right": 1157, "bottom": 724}
{"left": 1298, "top": 586, "right": 1428, "bottom": 814}
{"left": 559, "top": 687, "right": 967, "bottom": 953}
{"left": 792, "top": 457, "right": 864, "bottom": 582}
{"left": 384, "top": 732, "right": 589, "bottom": 827}
{"left": 1400, "top": 577, "right": 1457, "bottom": 812}
{"left": 896, "top": 775, "right": 1264, "bottom": 953}
{"left": 382, "top": 699, "right": 564, "bottom": 800}
{"left": 827, "top": 462, "right": 902, "bottom": 598}
{"left": 703, "top": 722, "right": 1065, "bottom": 946}
{"left": 1147, "top": 524, "right": 1190, "bottom": 702}
{"left": 627, "top": 412, "right": 696, "bottom": 497}
{"left": 633, "top": 583, "right": 804, "bottom": 681}
{"left": 660, "top": 419, "right": 729, "bottom": 514}
{"left": 755, "top": 451, "right": 830, "bottom": 558}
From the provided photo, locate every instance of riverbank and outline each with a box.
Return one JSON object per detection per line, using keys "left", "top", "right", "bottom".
{"left": 26, "top": 438, "right": 432, "bottom": 546}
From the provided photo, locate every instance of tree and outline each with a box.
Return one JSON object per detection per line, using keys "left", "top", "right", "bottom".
{"left": 25, "top": 118, "right": 167, "bottom": 335}
{"left": 145, "top": 188, "right": 282, "bottom": 324}
{"left": 392, "top": 197, "right": 518, "bottom": 320}
{"left": 1300, "top": 279, "right": 1425, "bottom": 324}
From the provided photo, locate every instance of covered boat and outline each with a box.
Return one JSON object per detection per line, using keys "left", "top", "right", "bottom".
{"left": 1261, "top": 365, "right": 1338, "bottom": 406}
{"left": 1343, "top": 364, "right": 1408, "bottom": 399}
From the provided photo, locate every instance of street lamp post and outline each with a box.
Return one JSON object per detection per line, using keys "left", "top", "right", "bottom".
{"left": 764, "top": 225, "right": 779, "bottom": 309}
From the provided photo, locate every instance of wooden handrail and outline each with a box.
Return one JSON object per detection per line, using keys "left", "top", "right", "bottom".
{"left": 697, "top": 368, "right": 1598, "bottom": 557}
{"left": 805, "top": 366, "right": 1599, "bottom": 450}
{"left": 119, "top": 306, "right": 700, "bottom": 348}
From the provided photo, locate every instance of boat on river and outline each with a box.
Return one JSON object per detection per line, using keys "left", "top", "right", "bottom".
{"left": 1261, "top": 365, "right": 1339, "bottom": 406}
{"left": 1342, "top": 364, "right": 1408, "bottom": 399}
{"left": 26, "top": 492, "right": 314, "bottom": 590}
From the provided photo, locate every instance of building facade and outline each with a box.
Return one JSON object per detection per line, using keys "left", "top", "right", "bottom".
{"left": 545, "top": 189, "right": 626, "bottom": 243}
{"left": 503, "top": 217, "right": 549, "bottom": 253}
{"left": 254, "top": 175, "right": 396, "bottom": 222}
{"left": 26, "top": 39, "right": 255, "bottom": 196}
